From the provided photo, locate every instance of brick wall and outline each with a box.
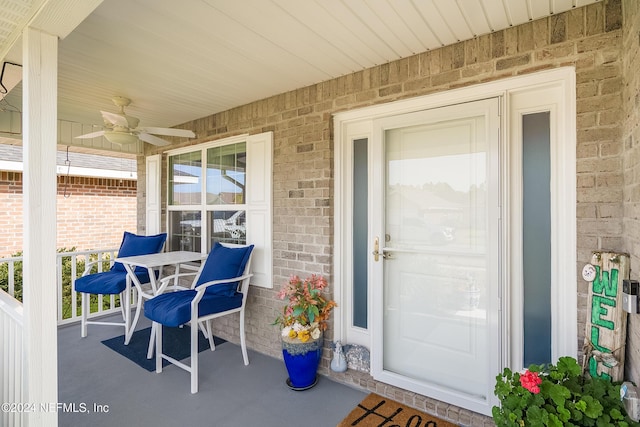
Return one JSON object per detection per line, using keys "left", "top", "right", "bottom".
{"left": 622, "top": 0, "right": 640, "bottom": 385}
{"left": 0, "top": 172, "right": 23, "bottom": 256}
{"left": 143, "top": 1, "right": 629, "bottom": 425}
{"left": 0, "top": 171, "right": 137, "bottom": 257}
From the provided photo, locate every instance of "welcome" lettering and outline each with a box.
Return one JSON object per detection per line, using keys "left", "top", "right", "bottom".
{"left": 588, "top": 265, "right": 618, "bottom": 380}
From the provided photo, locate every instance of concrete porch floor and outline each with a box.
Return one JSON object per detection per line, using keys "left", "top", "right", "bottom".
{"left": 57, "top": 314, "right": 367, "bottom": 427}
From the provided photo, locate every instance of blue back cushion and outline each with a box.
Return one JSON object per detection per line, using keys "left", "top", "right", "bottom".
{"left": 196, "top": 242, "right": 254, "bottom": 296}
{"left": 112, "top": 232, "right": 167, "bottom": 272}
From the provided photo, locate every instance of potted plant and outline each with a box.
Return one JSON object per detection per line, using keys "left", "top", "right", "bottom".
{"left": 493, "top": 356, "right": 639, "bottom": 426}
{"left": 274, "top": 274, "right": 337, "bottom": 390}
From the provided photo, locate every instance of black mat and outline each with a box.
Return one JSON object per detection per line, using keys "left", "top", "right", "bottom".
{"left": 101, "top": 326, "right": 226, "bottom": 372}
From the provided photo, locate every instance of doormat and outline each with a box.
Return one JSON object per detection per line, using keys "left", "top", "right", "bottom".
{"left": 338, "top": 393, "right": 458, "bottom": 427}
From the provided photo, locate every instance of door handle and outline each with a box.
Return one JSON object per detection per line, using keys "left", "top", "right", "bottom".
{"left": 373, "top": 237, "right": 394, "bottom": 261}
{"left": 372, "top": 237, "right": 380, "bottom": 262}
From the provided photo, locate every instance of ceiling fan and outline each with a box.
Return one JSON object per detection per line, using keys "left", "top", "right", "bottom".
{"left": 76, "top": 96, "right": 195, "bottom": 146}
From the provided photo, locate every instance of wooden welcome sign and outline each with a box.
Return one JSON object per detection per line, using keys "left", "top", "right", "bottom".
{"left": 582, "top": 251, "right": 629, "bottom": 381}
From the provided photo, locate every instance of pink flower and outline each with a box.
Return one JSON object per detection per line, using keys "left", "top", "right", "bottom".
{"left": 519, "top": 370, "right": 542, "bottom": 394}
{"left": 274, "top": 274, "right": 337, "bottom": 334}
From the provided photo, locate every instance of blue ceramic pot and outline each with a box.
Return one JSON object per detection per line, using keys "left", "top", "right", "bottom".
{"left": 282, "top": 333, "right": 323, "bottom": 390}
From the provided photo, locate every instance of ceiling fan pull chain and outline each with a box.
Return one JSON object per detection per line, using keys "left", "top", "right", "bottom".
{"left": 63, "top": 146, "right": 71, "bottom": 198}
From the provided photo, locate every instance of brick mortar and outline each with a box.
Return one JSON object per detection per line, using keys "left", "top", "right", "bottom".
{"left": 0, "top": 173, "right": 137, "bottom": 257}
{"left": 621, "top": 0, "right": 640, "bottom": 386}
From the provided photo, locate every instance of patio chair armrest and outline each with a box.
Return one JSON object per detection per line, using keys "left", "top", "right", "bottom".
{"left": 80, "top": 259, "right": 113, "bottom": 277}
{"left": 157, "top": 271, "right": 199, "bottom": 292}
{"left": 193, "top": 273, "right": 254, "bottom": 303}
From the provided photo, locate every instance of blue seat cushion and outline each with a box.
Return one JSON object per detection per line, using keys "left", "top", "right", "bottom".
{"left": 144, "top": 290, "right": 243, "bottom": 327}
{"left": 196, "top": 243, "right": 254, "bottom": 296}
{"left": 74, "top": 270, "right": 151, "bottom": 295}
{"left": 111, "top": 232, "right": 167, "bottom": 273}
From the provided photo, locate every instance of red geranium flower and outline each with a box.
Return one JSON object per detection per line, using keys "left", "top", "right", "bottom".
{"left": 519, "top": 370, "right": 542, "bottom": 394}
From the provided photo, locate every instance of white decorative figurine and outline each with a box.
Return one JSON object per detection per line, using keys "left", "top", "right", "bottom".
{"left": 331, "top": 341, "right": 348, "bottom": 373}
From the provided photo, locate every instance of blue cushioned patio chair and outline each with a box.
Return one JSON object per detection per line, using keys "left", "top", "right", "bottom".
{"left": 144, "top": 242, "right": 254, "bottom": 393}
{"left": 75, "top": 231, "right": 167, "bottom": 343}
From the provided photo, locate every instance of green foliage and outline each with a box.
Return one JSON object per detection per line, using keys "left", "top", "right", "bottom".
{"left": 1, "top": 248, "right": 118, "bottom": 319}
{"left": 0, "top": 250, "right": 23, "bottom": 300}
{"left": 493, "top": 356, "right": 639, "bottom": 427}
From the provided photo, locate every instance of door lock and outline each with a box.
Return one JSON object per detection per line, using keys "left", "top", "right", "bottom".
{"left": 373, "top": 237, "right": 380, "bottom": 262}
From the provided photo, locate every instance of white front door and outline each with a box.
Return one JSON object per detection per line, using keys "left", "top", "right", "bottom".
{"left": 334, "top": 68, "right": 577, "bottom": 417}
{"left": 370, "top": 98, "right": 501, "bottom": 414}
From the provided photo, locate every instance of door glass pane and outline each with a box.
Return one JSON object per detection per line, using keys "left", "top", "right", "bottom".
{"left": 206, "top": 143, "right": 246, "bottom": 205}
{"left": 522, "top": 112, "right": 551, "bottom": 366}
{"left": 353, "top": 138, "right": 368, "bottom": 329}
{"left": 169, "top": 151, "right": 202, "bottom": 205}
{"left": 383, "top": 114, "right": 490, "bottom": 398}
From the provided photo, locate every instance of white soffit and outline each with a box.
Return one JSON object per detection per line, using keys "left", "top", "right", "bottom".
{"left": 0, "top": 0, "right": 602, "bottom": 134}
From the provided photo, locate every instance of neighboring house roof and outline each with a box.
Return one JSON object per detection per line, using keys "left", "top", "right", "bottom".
{"left": 0, "top": 144, "right": 137, "bottom": 179}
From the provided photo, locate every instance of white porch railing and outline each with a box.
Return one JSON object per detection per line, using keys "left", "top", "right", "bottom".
{"left": 0, "top": 248, "right": 123, "bottom": 326}
{"left": 0, "top": 248, "right": 126, "bottom": 426}
{"left": 0, "top": 288, "right": 25, "bottom": 427}
{"left": 0, "top": 248, "right": 140, "bottom": 426}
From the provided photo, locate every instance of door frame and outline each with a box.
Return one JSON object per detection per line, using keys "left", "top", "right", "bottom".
{"left": 333, "top": 67, "right": 577, "bottom": 413}
{"left": 507, "top": 83, "right": 577, "bottom": 370}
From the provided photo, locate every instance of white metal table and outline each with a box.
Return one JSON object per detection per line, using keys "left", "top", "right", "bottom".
{"left": 116, "top": 251, "right": 206, "bottom": 357}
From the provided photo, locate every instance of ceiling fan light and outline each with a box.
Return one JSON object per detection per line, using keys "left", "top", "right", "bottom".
{"left": 104, "top": 131, "right": 138, "bottom": 145}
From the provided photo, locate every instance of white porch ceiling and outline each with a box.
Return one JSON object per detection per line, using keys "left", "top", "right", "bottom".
{"left": 0, "top": 0, "right": 601, "bottom": 134}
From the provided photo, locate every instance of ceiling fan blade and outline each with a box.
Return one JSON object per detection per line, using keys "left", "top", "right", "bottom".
{"left": 138, "top": 132, "right": 171, "bottom": 146}
{"left": 75, "top": 130, "right": 106, "bottom": 139}
{"left": 139, "top": 127, "right": 195, "bottom": 138}
{"left": 100, "top": 110, "right": 129, "bottom": 127}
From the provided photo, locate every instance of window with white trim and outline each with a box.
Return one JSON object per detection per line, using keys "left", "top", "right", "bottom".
{"left": 165, "top": 132, "right": 273, "bottom": 288}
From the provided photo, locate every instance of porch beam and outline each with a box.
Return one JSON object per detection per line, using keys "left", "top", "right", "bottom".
{"left": 22, "top": 26, "right": 58, "bottom": 427}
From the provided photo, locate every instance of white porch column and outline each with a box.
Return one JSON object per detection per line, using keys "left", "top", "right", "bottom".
{"left": 22, "top": 26, "right": 58, "bottom": 427}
